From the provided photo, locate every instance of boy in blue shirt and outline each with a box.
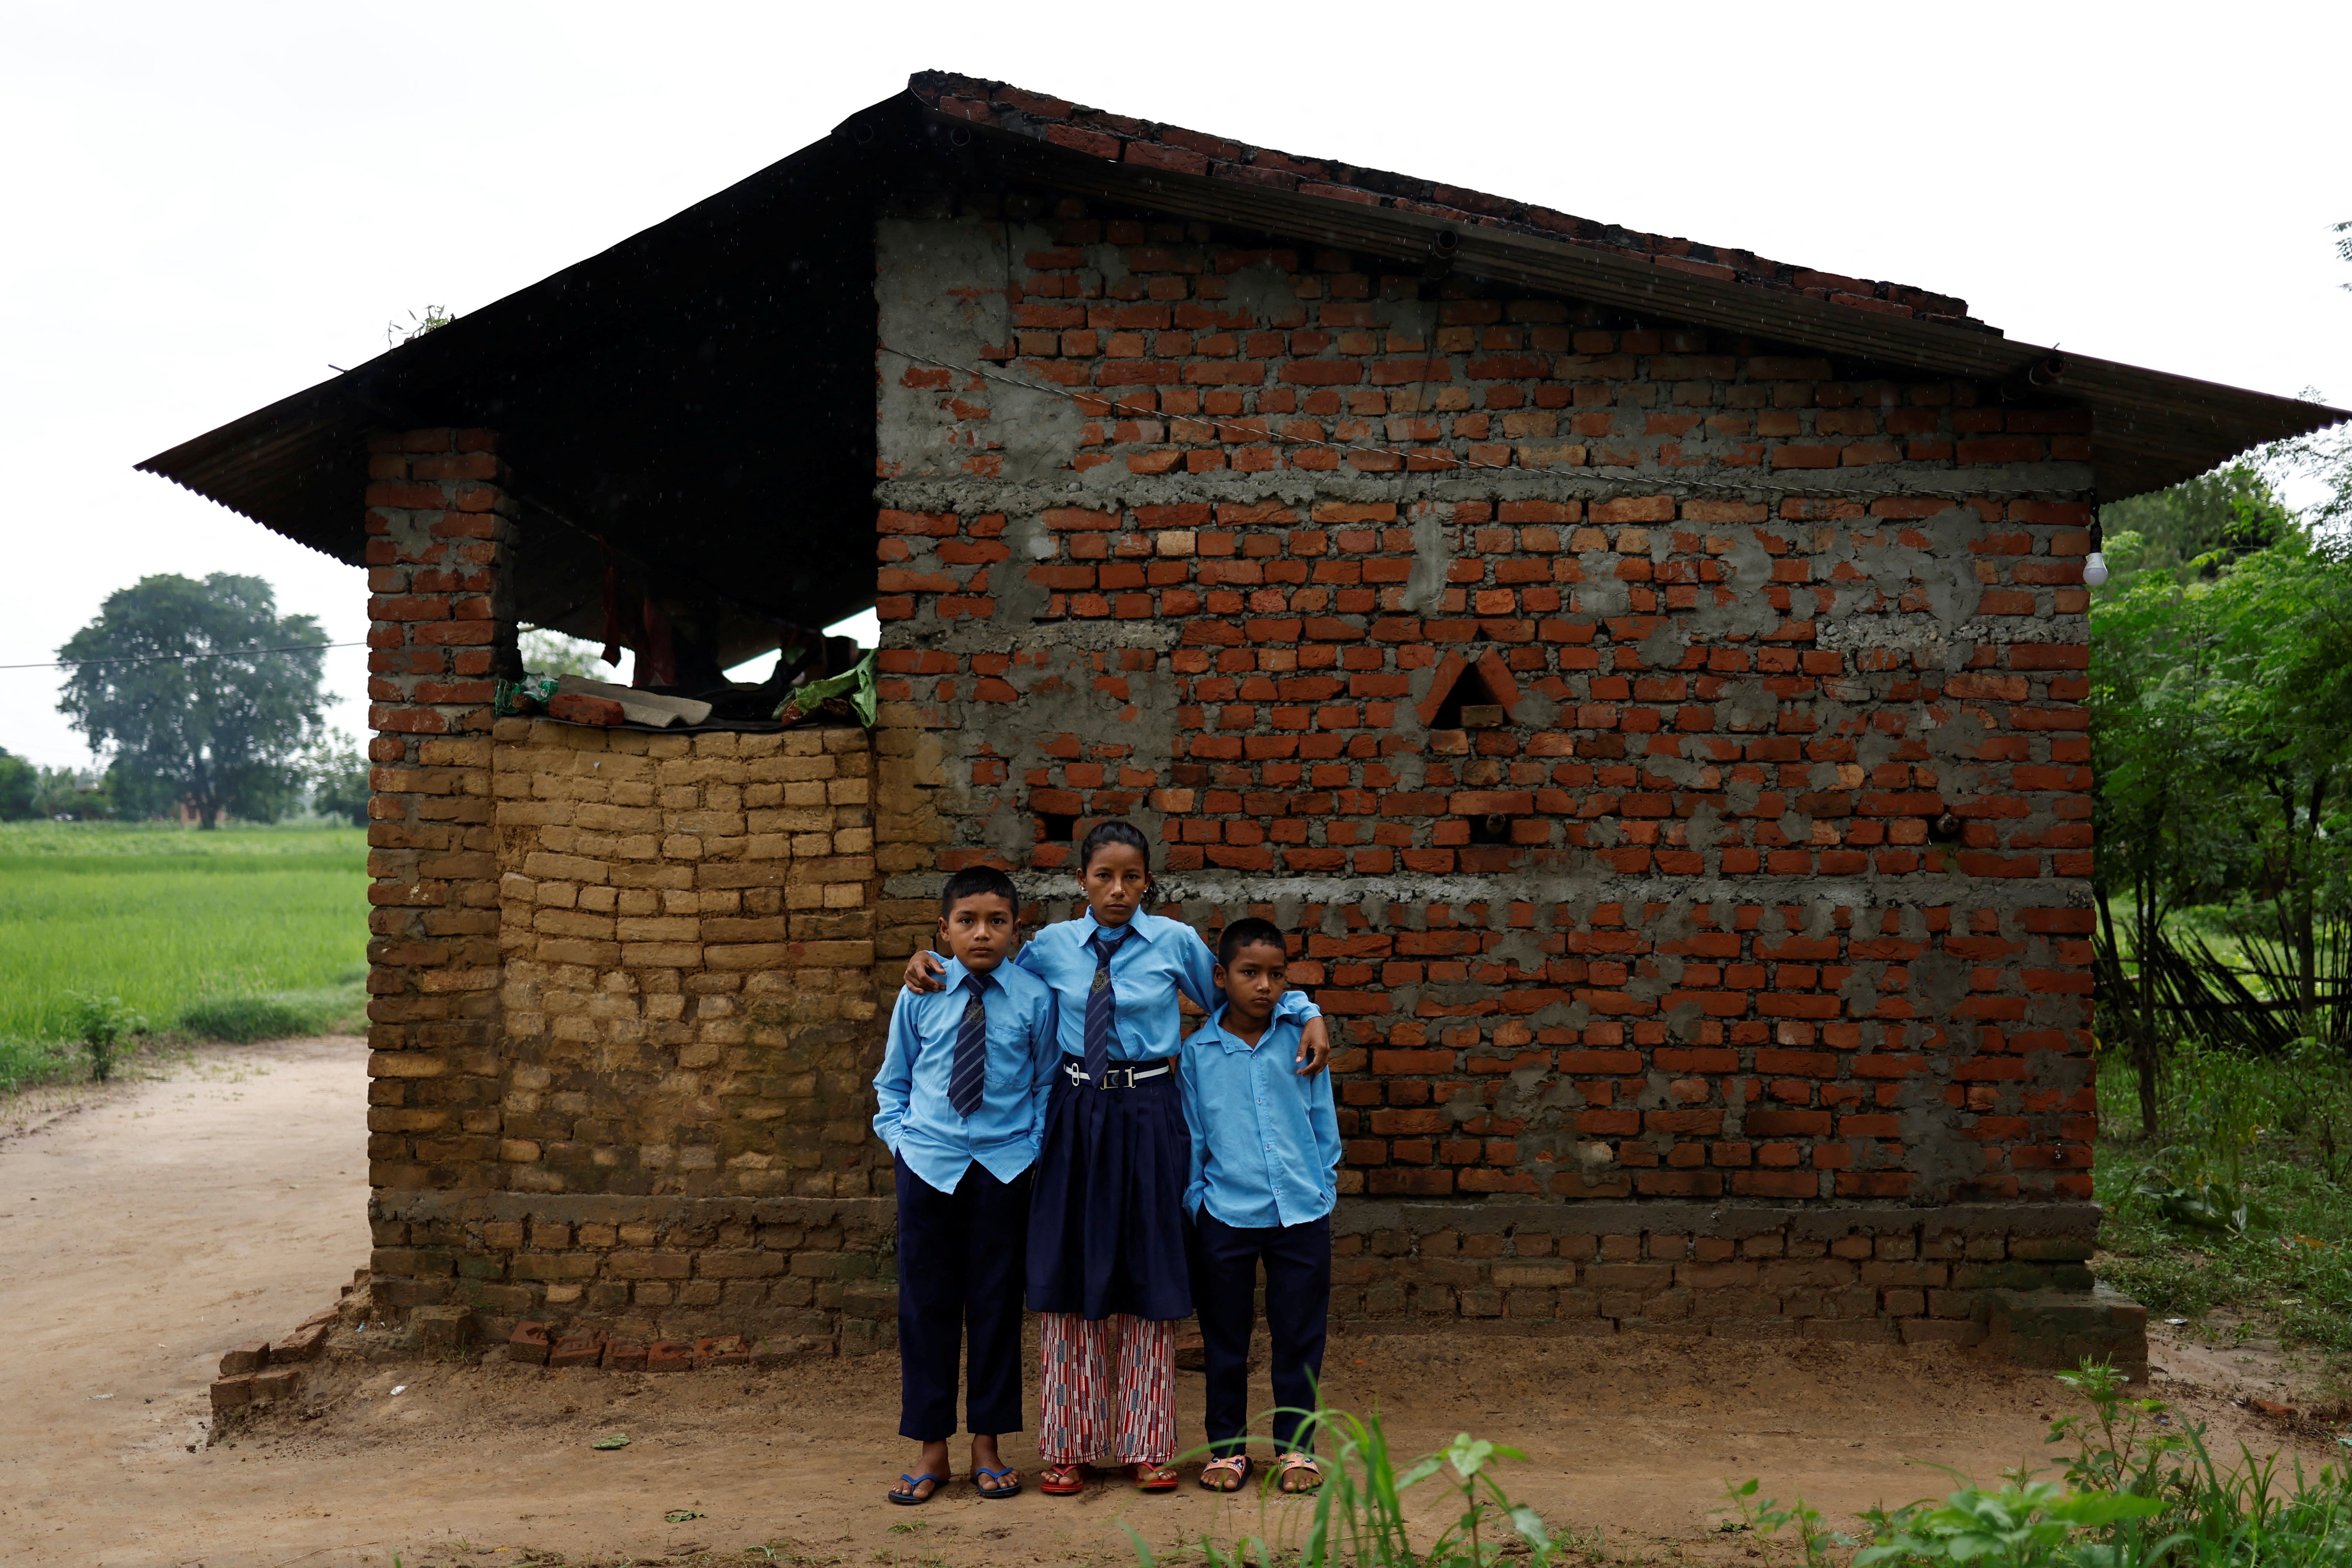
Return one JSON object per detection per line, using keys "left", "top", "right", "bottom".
{"left": 1179, "top": 917, "right": 1342, "bottom": 1495}
{"left": 872, "top": 867, "right": 1059, "bottom": 1504}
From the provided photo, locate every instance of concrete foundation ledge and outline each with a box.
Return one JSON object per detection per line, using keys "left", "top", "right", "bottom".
{"left": 1981, "top": 1285, "right": 2150, "bottom": 1383}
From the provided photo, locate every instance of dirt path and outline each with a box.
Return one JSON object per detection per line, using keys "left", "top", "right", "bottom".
{"left": 0, "top": 1038, "right": 2330, "bottom": 1568}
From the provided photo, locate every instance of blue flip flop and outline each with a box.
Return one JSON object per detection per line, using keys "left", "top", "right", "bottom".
{"left": 887, "top": 1472, "right": 944, "bottom": 1506}
{"left": 974, "top": 1465, "right": 1022, "bottom": 1499}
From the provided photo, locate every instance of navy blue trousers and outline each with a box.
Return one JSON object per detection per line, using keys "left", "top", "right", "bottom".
{"left": 895, "top": 1155, "right": 1031, "bottom": 1441}
{"left": 1190, "top": 1210, "right": 1332, "bottom": 1455}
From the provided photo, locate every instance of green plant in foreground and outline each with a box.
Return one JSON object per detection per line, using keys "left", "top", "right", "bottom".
{"left": 1127, "top": 1403, "right": 1563, "bottom": 1568}
{"left": 1852, "top": 1483, "right": 2169, "bottom": 1567}
{"left": 68, "top": 991, "right": 143, "bottom": 1082}
{"left": 1728, "top": 1359, "right": 2352, "bottom": 1566}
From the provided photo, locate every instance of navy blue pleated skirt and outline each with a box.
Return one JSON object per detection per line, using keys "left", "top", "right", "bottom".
{"left": 1025, "top": 1055, "right": 1192, "bottom": 1322}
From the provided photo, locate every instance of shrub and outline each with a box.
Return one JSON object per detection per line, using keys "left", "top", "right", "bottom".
{"left": 68, "top": 992, "right": 145, "bottom": 1082}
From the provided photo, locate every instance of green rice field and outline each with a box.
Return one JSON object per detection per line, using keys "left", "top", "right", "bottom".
{"left": 0, "top": 820, "right": 368, "bottom": 1087}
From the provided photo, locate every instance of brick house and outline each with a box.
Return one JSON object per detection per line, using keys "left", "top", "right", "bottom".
{"left": 143, "top": 73, "right": 2342, "bottom": 1372}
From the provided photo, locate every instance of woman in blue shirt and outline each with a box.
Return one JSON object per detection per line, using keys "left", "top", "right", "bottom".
{"left": 902, "top": 821, "right": 1330, "bottom": 1494}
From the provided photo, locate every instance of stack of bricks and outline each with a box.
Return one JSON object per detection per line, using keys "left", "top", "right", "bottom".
{"left": 364, "top": 427, "right": 515, "bottom": 1208}
{"left": 207, "top": 1306, "right": 336, "bottom": 1416}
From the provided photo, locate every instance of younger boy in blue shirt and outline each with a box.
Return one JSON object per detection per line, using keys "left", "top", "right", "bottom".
{"left": 873, "top": 867, "right": 1058, "bottom": 1504}
{"left": 1179, "top": 917, "right": 1342, "bottom": 1495}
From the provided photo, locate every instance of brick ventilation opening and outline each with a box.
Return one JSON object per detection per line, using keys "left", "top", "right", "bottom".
{"left": 1428, "top": 659, "right": 1511, "bottom": 733}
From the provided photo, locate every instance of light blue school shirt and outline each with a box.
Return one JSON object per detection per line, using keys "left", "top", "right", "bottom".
{"left": 1180, "top": 1003, "right": 1343, "bottom": 1230}
{"left": 1009, "top": 911, "right": 1321, "bottom": 1062}
{"left": 872, "top": 955, "right": 1060, "bottom": 1194}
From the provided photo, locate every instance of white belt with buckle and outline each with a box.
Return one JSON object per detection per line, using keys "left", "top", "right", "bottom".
{"left": 1065, "top": 1060, "right": 1171, "bottom": 1090}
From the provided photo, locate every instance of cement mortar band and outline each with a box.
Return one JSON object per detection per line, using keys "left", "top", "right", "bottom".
{"left": 868, "top": 465, "right": 2098, "bottom": 512}
{"left": 878, "top": 871, "right": 2095, "bottom": 909}
{"left": 371, "top": 1192, "right": 2093, "bottom": 1241}
{"left": 886, "top": 618, "right": 2089, "bottom": 659}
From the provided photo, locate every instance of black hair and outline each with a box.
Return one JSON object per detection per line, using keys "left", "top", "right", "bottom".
{"left": 1076, "top": 819, "right": 1156, "bottom": 901}
{"left": 938, "top": 866, "right": 1020, "bottom": 918}
{"left": 1217, "top": 916, "right": 1288, "bottom": 967}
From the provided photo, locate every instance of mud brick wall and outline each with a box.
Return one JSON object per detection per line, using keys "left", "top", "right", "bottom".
{"left": 363, "top": 428, "right": 902, "bottom": 1350}
{"left": 868, "top": 199, "right": 2122, "bottom": 1355}
{"left": 485, "top": 718, "right": 881, "bottom": 1200}
{"left": 368, "top": 1194, "right": 900, "bottom": 1354}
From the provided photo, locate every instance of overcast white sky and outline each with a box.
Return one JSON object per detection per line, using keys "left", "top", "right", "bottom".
{"left": 3, "top": 2, "right": 2347, "bottom": 770}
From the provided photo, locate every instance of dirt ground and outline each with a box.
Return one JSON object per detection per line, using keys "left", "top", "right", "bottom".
{"left": 1, "top": 1038, "right": 2339, "bottom": 1568}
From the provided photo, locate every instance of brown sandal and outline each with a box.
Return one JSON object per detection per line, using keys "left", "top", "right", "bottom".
{"left": 1200, "top": 1454, "right": 1252, "bottom": 1492}
{"left": 1278, "top": 1453, "right": 1323, "bottom": 1494}
{"left": 1131, "top": 1461, "right": 1181, "bottom": 1492}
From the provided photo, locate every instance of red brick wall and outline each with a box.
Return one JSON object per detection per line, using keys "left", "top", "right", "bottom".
{"left": 872, "top": 207, "right": 2097, "bottom": 1219}
{"left": 363, "top": 426, "right": 514, "bottom": 1204}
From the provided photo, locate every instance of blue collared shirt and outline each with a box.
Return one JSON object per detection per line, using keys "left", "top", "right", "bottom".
{"left": 872, "top": 956, "right": 1060, "bottom": 1194}
{"left": 1010, "top": 911, "right": 1321, "bottom": 1061}
{"left": 1180, "top": 1003, "right": 1342, "bottom": 1229}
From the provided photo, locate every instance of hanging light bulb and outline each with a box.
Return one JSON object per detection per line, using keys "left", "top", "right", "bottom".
{"left": 2082, "top": 552, "right": 2109, "bottom": 588}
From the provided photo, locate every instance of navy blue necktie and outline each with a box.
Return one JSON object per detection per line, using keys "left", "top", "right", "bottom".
{"left": 1082, "top": 929, "right": 1126, "bottom": 1084}
{"left": 948, "top": 973, "right": 989, "bottom": 1119}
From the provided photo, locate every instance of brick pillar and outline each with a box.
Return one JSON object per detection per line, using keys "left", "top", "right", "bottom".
{"left": 362, "top": 427, "right": 517, "bottom": 1259}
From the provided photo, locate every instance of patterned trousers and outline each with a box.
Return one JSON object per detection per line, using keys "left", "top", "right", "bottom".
{"left": 1036, "top": 1312, "right": 1177, "bottom": 1466}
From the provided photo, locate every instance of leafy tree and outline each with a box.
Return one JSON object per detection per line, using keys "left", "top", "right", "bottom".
{"left": 520, "top": 627, "right": 606, "bottom": 681}
{"left": 303, "top": 729, "right": 371, "bottom": 827}
{"left": 2090, "top": 552, "right": 2232, "bottom": 1132}
{"left": 2098, "top": 463, "right": 2289, "bottom": 582}
{"left": 0, "top": 748, "right": 35, "bottom": 819}
{"left": 31, "top": 765, "right": 109, "bottom": 820}
{"left": 2195, "top": 530, "right": 2352, "bottom": 1013}
{"left": 55, "top": 574, "right": 326, "bottom": 830}
{"left": 2264, "top": 404, "right": 2352, "bottom": 537}
{"left": 100, "top": 760, "right": 178, "bottom": 821}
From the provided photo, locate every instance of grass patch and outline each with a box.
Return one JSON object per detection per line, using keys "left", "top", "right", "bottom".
{"left": 2094, "top": 1046, "right": 2352, "bottom": 1375}
{"left": 0, "top": 820, "right": 368, "bottom": 1070}
{"left": 178, "top": 984, "right": 366, "bottom": 1044}
{"left": 0, "top": 1036, "right": 78, "bottom": 1095}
